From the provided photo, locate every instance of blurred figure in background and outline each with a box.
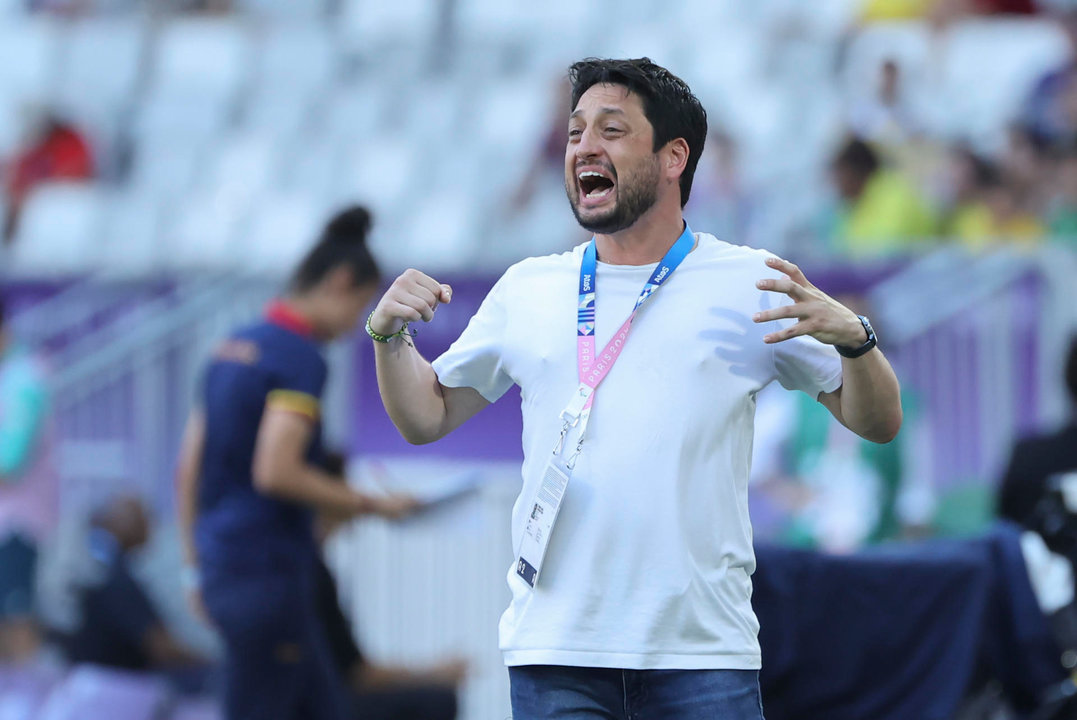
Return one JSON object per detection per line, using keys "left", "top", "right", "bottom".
{"left": 948, "top": 160, "right": 1045, "bottom": 249}
{"left": 1, "top": 109, "right": 93, "bottom": 244}
{"left": 1044, "top": 137, "right": 1077, "bottom": 246}
{"left": 827, "top": 136, "right": 936, "bottom": 257}
{"left": 0, "top": 293, "right": 54, "bottom": 663}
{"left": 684, "top": 128, "right": 756, "bottom": 247}
{"left": 846, "top": 59, "right": 923, "bottom": 150}
{"left": 997, "top": 336, "right": 1077, "bottom": 543}
{"left": 66, "top": 495, "right": 209, "bottom": 683}
{"left": 316, "top": 452, "right": 465, "bottom": 720}
{"left": 175, "top": 206, "right": 418, "bottom": 720}
{"left": 750, "top": 292, "right": 931, "bottom": 552}
{"left": 1024, "top": 10, "right": 1077, "bottom": 146}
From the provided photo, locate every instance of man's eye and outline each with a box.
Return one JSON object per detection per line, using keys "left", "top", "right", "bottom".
{"left": 568, "top": 129, "right": 582, "bottom": 137}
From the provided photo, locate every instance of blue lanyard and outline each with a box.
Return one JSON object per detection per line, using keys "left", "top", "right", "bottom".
{"left": 560, "top": 224, "right": 695, "bottom": 439}
{"left": 577, "top": 224, "right": 695, "bottom": 340}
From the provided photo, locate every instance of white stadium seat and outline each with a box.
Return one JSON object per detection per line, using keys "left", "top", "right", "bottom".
{"left": 56, "top": 18, "right": 146, "bottom": 114}
{"left": 241, "top": 191, "right": 328, "bottom": 275}
{"left": 151, "top": 18, "right": 254, "bottom": 104}
{"left": 0, "top": 16, "right": 60, "bottom": 103}
{"left": 9, "top": 183, "right": 107, "bottom": 276}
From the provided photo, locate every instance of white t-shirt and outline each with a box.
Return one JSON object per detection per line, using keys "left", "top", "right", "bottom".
{"left": 432, "top": 233, "right": 843, "bottom": 670}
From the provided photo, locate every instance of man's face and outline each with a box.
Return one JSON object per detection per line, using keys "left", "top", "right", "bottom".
{"left": 564, "top": 83, "right": 662, "bottom": 234}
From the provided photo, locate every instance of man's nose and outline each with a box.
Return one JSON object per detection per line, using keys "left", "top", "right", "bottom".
{"left": 575, "top": 128, "right": 602, "bottom": 161}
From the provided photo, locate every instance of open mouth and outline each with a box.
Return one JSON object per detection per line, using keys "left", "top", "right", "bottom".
{"left": 578, "top": 169, "right": 615, "bottom": 200}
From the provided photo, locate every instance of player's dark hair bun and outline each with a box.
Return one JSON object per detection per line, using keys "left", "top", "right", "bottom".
{"left": 324, "top": 205, "right": 372, "bottom": 244}
{"left": 291, "top": 205, "right": 380, "bottom": 292}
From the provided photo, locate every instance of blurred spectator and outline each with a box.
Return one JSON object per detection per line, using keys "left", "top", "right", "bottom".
{"left": 946, "top": 154, "right": 1045, "bottom": 248}
{"left": 2, "top": 110, "right": 94, "bottom": 244}
{"left": 1024, "top": 10, "right": 1077, "bottom": 146}
{"left": 860, "top": 0, "right": 1033, "bottom": 25}
{"left": 847, "top": 59, "right": 924, "bottom": 149}
{"left": 316, "top": 453, "right": 465, "bottom": 720}
{"left": 684, "top": 129, "right": 755, "bottom": 246}
{"left": 1046, "top": 138, "right": 1077, "bottom": 243}
{"left": 65, "top": 495, "right": 209, "bottom": 679}
{"left": 997, "top": 336, "right": 1077, "bottom": 542}
{"left": 826, "top": 137, "right": 936, "bottom": 257}
{"left": 750, "top": 293, "right": 931, "bottom": 552}
{"left": 508, "top": 77, "right": 570, "bottom": 217}
{"left": 1002, "top": 125, "right": 1051, "bottom": 212}
{"left": 859, "top": 0, "right": 933, "bottom": 22}
{"left": 0, "top": 293, "right": 54, "bottom": 663}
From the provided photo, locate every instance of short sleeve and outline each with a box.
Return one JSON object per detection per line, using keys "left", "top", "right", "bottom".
{"left": 432, "top": 274, "right": 514, "bottom": 403}
{"left": 769, "top": 296, "right": 843, "bottom": 399}
{"left": 267, "top": 345, "right": 327, "bottom": 421}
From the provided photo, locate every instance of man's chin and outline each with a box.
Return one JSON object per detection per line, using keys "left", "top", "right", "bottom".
{"left": 571, "top": 205, "right": 628, "bottom": 234}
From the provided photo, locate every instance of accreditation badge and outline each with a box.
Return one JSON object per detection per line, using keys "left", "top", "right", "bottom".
{"left": 514, "top": 456, "right": 571, "bottom": 588}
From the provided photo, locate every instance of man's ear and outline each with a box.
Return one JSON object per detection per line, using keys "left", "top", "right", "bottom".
{"left": 666, "top": 138, "right": 689, "bottom": 181}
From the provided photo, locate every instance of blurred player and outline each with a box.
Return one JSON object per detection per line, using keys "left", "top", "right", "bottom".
{"left": 175, "top": 206, "right": 417, "bottom": 720}
{"left": 367, "top": 58, "right": 902, "bottom": 719}
{"left": 0, "top": 292, "right": 53, "bottom": 663}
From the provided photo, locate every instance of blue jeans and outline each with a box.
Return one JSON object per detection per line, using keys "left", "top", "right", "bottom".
{"left": 509, "top": 665, "right": 765, "bottom": 720}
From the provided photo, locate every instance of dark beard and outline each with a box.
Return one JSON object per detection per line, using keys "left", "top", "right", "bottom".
{"left": 566, "top": 157, "right": 661, "bottom": 234}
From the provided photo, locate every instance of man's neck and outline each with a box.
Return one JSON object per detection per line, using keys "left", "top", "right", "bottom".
{"left": 593, "top": 207, "right": 687, "bottom": 266}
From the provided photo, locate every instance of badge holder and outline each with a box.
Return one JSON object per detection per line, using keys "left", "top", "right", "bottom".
{"left": 515, "top": 389, "right": 591, "bottom": 588}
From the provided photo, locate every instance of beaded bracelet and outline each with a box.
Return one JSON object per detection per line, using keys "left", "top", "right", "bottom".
{"left": 366, "top": 311, "right": 413, "bottom": 344}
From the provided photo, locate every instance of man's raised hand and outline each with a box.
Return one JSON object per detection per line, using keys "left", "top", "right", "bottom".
{"left": 370, "top": 268, "right": 453, "bottom": 337}
{"left": 751, "top": 256, "right": 866, "bottom": 348}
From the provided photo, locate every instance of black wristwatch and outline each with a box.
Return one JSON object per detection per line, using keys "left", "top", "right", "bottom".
{"left": 835, "top": 315, "right": 877, "bottom": 359}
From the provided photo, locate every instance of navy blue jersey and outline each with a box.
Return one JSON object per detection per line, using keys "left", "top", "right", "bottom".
{"left": 195, "top": 302, "right": 327, "bottom": 574}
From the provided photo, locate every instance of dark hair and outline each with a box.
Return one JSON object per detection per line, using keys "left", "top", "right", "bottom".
{"left": 568, "top": 57, "right": 708, "bottom": 208}
{"left": 832, "top": 138, "right": 879, "bottom": 178}
{"left": 290, "top": 206, "right": 380, "bottom": 293}
{"left": 1066, "top": 335, "right": 1077, "bottom": 405}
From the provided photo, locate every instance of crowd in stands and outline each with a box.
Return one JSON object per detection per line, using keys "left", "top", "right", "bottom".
{"left": 0, "top": 0, "right": 1072, "bottom": 272}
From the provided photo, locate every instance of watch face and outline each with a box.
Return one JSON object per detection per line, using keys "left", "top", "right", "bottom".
{"left": 860, "top": 315, "right": 875, "bottom": 339}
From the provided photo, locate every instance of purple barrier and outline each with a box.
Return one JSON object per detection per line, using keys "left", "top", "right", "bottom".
{"left": 351, "top": 275, "right": 524, "bottom": 461}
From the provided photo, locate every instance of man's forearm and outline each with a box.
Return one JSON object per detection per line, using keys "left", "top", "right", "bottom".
{"left": 374, "top": 339, "right": 450, "bottom": 445}
{"left": 837, "top": 348, "right": 902, "bottom": 444}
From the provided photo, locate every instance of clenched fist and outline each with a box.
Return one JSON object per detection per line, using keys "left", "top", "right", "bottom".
{"left": 370, "top": 268, "right": 453, "bottom": 337}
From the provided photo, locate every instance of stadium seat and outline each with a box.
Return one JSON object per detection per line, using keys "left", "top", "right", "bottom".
{"left": 240, "top": 191, "right": 327, "bottom": 275}
{"left": 254, "top": 23, "right": 337, "bottom": 97}
{"left": 97, "top": 191, "right": 165, "bottom": 277}
{"left": 127, "top": 134, "right": 211, "bottom": 201}
{"left": 9, "top": 183, "right": 108, "bottom": 276}
{"left": 338, "top": 0, "right": 435, "bottom": 58}
{"left": 164, "top": 190, "right": 245, "bottom": 271}
{"left": 56, "top": 18, "right": 146, "bottom": 115}
{"left": 203, "top": 130, "right": 281, "bottom": 215}
{"left": 151, "top": 18, "right": 254, "bottom": 105}
{"left": 0, "top": 16, "right": 60, "bottom": 105}
{"left": 333, "top": 134, "right": 418, "bottom": 219}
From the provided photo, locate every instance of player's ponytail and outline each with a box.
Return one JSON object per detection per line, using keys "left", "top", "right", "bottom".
{"left": 290, "top": 205, "right": 381, "bottom": 292}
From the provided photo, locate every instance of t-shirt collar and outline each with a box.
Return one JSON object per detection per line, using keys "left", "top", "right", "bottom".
{"left": 266, "top": 300, "right": 314, "bottom": 338}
